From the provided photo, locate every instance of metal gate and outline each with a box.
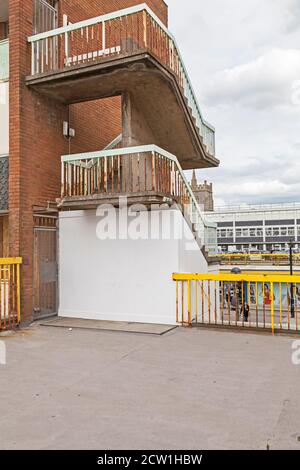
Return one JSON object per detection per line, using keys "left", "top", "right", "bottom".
{"left": 0, "top": 258, "right": 22, "bottom": 330}
{"left": 33, "top": 216, "right": 58, "bottom": 319}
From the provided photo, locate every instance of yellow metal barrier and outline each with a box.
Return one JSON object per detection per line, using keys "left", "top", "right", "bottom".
{"left": 0, "top": 258, "right": 22, "bottom": 330}
{"left": 173, "top": 273, "right": 300, "bottom": 334}
{"left": 217, "top": 253, "right": 300, "bottom": 266}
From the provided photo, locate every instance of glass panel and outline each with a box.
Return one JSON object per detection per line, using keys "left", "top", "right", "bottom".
{"left": 0, "top": 39, "right": 9, "bottom": 81}
{"left": 33, "top": 0, "right": 58, "bottom": 34}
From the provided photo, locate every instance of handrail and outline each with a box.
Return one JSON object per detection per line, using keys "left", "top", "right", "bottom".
{"left": 28, "top": 4, "right": 215, "bottom": 156}
{"left": 61, "top": 144, "right": 216, "bottom": 232}
{"left": 216, "top": 253, "right": 300, "bottom": 266}
{"left": 0, "top": 257, "right": 22, "bottom": 265}
{"left": 213, "top": 202, "right": 300, "bottom": 212}
{"left": 103, "top": 134, "right": 122, "bottom": 150}
{"left": 217, "top": 253, "right": 300, "bottom": 258}
{"left": 173, "top": 272, "right": 300, "bottom": 283}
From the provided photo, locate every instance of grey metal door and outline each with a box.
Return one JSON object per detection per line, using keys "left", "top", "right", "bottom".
{"left": 33, "top": 227, "right": 58, "bottom": 319}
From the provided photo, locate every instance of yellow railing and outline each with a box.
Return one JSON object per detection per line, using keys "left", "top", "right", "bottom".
{"left": 0, "top": 258, "right": 22, "bottom": 330}
{"left": 173, "top": 272, "right": 300, "bottom": 334}
{"left": 217, "top": 253, "right": 300, "bottom": 266}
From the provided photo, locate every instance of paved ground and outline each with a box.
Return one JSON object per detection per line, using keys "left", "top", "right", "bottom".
{"left": 0, "top": 323, "right": 300, "bottom": 450}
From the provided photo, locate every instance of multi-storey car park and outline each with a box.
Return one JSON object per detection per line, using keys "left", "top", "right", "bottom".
{"left": 205, "top": 203, "right": 300, "bottom": 254}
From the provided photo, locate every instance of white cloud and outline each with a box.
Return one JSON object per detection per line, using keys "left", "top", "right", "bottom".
{"left": 168, "top": 0, "right": 300, "bottom": 204}
{"left": 218, "top": 180, "right": 289, "bottom": 197}
{"left": 203, "top": 49, "right": 300, "bottom": 110}
{"left": 275, "top": 0, "right": 300, "bottom": 33}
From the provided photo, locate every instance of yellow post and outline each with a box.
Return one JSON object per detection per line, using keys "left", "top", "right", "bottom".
{"left": 279, "top": 282, "right": 282, "bottom": 329}
{"left": 270, "top": 282, "right": 275, "bottom": 335}
{"left": 16, "top": 263, "right": 21, "bottom": 324}
{"left": 195, "top": 280, "right": 198, "bottom": 323}
{"left": 187, "top": 280, "right": 191, "bottom": 325}
{"left": 176, "top": 280, "right": 178, "bottom": 323}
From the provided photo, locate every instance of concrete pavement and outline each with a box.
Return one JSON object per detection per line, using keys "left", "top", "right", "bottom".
{"left": 0, "top": 323, "right": 299, "bottom": 450}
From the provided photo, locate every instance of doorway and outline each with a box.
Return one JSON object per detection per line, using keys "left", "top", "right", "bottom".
{"left": 33, "top": 215, "right": 58, "bottom": 319}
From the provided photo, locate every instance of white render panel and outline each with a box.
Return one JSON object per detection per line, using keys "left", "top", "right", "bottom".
{"left": 58, "top": 209, "right": 208, "bottom": 325}
{"left": 0, "top": 82, "right": 8, "bottom": 156}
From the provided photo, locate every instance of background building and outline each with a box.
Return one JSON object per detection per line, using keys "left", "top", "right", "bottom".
{"left": 190, "top": 171, "right": 214, "bottom": 212}
{"left": 205, "top": 203, "right": 300, "bottom": 253}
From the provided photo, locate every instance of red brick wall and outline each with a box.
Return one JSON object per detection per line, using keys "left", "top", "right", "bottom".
{"left": 8, "top": 0, "right": 168, "bottom": 322}
{"left": 69, "top": 97, "right": 122, "bottom": 154}
{"left": 59, "top": 0, "right": 168, "bottom": 27}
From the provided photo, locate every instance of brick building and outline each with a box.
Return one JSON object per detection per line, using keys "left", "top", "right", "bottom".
{"left": 0, "top": 0, "right": 218, "bottom": 326}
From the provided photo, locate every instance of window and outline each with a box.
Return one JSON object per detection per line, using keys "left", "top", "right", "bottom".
{"left": 280, "top": 227, "right": 287, "bottom": 236}
{"left": 217, "top": 229, "right": 234, "bottom": 239}
{"left": 250, "top": 228, "right": 256, "bottom": 237}
{"left": 34, "top": 0, "right": 58, "bottom": 34}
{"left": 0, "top": 22, "right": 9, "bottom": 41}
{"left": 236, "top": 229, "right": 242, "bottom": 237}
{"left": 273, "top": 228, "right": 280, "bottom": 236}
{"left": 288, "top": 227, "right": 295, "bottom": 236}
{"left": 257, "top": 228, "right": 263, "bottom": 237}
{"left": 242, "top": 228, "right": 249, "bottom": 237}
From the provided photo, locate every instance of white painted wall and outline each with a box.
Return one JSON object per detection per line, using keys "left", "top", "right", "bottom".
{"left": 0, "top": 82, "right": 8, "bottom": 156}
{"left": 58, "top": 208, "right": 209, "bottom": 325}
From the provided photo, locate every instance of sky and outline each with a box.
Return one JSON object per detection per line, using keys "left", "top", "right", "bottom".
{"left": 166, "top": 0, "right": 300, "bottom": 207}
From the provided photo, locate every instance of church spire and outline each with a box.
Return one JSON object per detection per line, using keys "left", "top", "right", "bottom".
{"left": 191, "top": 170, "right": 198, "bottom": 190}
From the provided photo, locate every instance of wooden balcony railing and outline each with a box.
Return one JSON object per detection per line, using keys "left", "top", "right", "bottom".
{"left": 28, "top": 4, "right": 215, "bottom": 157}
{"left": 61, "top": 145, "right": 217, "bottom": 254}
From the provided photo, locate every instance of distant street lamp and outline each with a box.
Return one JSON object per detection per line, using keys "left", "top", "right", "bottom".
{"left": 289, "top": 240, "right": 295, "bottom": 319}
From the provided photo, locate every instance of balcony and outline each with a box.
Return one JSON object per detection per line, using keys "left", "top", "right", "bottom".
{"left": 58, "top": 145, "right": 217, "bottom": 255}
{"left": 26, "top": 4, "right": 218, "bottom": 170}
{"left": 0, "top": 39, "right": 8, "bottom": 81}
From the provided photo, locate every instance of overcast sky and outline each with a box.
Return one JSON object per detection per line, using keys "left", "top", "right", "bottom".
{"left": 166, "top": 0, "right": 300, "bottom": 206}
